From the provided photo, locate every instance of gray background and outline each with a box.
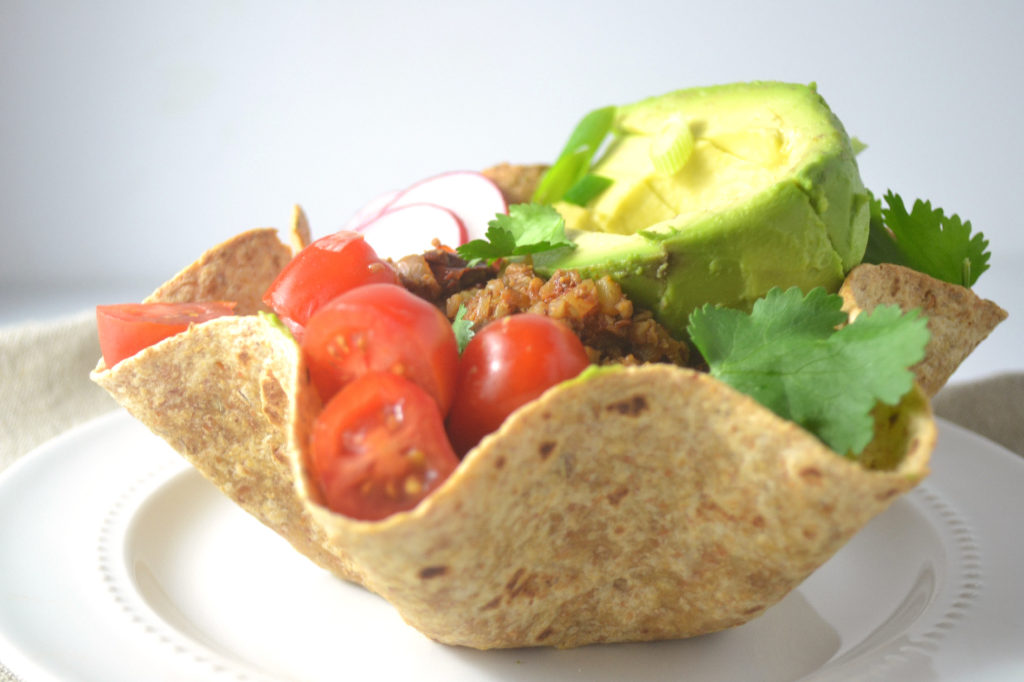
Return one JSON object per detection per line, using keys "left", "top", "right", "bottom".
{"left": 2, "top": 0, "right": 1021, "bottom": 382}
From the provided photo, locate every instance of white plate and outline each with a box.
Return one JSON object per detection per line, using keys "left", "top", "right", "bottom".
{"left": 1, "top": 412, "right": 1022, "bottom": 681}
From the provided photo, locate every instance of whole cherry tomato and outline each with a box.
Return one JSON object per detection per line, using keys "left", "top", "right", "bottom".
{"left": 310, "top": 371, "right": 459, "bottom": 521}
{"left": 302, "top": 283, "right": 459, "bottom": 413}
{"left": 262, "top": 230, "right": 398, "bottom": 332}
{"left": 96, "top": 301, "right": 236, "bottom": 368}
{"left": 446, "top": 313, "right": 590, "bottom": 456}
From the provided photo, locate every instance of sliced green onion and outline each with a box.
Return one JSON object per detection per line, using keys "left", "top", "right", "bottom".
{"left": 562, "top": 173, "right": 613, "bottom": 207}
{"left": 532, "top": 105, "right": 617, "bottom": 205}
{"left": 532, "top": 148, "right": 590, "bottom": 206}
{"left": 650, "top": 119, "right": 694, "bottom": 176}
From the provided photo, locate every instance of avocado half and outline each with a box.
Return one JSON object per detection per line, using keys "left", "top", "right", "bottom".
{"left": 533, "top": 82, "right": 870, "bottom": 338}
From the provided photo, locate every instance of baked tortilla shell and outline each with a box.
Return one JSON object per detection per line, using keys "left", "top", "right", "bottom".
{"left": 89, "top": 227, "right": 987, "bottom": 649}
{"left": 143, "top": 227, "right": 294, "bottom": 314}
{"left": 294, "top": 364, "right": 934, "bottom": 648}
{"left": 840, "top": 263, "right": 1007, "bottom": 396}
{"left": 92, "top": 310, "right": 935, "bottom": 649}
{"left": 92, "top": 315, "right": 346, "bottom": 576}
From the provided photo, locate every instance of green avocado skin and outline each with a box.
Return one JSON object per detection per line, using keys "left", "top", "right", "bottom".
{"left": 533, "top": 81, "right": 869, "bottom": 339}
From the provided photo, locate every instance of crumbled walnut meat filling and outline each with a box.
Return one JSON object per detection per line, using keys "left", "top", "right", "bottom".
{"left": 445, "top": 263, "right": 688, "bottom": 366}
{"left": 394, "top": 248, "right": 498, "bottom": 306}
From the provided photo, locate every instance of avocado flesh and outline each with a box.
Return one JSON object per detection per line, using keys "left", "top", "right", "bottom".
{"left": 535, "top": 82, "right": 869, "bottom": 339}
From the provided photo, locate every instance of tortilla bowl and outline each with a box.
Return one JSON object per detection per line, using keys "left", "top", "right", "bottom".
{"left": 297, "top": 365, "right": 934, "bottom": 648}
{"left": 91, "top": 227, "right": 938, "bottom": 648}
{"left": 840, "top": 262, "right": 1008, "bottom": 397}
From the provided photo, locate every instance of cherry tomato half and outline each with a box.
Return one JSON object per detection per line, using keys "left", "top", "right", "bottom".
{"left": 262, "top": 230, "right": 398, "bottom": 331}
{"left": 95, "top": 301, "right": 236, "bottom": 368}
{"left": 310, "top": 372, "right": 459, "bottom": 521}
{"left": 302, "top": 283, "right": 459, "bottom": 413}
{"left": 446, "top": 313, "right": 590, "bottom": 456}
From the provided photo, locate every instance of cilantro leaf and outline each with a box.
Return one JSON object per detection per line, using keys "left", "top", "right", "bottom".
{"left": 452, "top": 304, "right": 475, "bottom": 354}
{"left": 862, "top": 192, "right": 905, "bottom": 266}
{"left": 862, "top": 190, "right": 990, "bottom": 287}
{"left": 456, "top": 203, "right": 575, "bottom": 264}
{"left": 688, "top": 287, "right": 930, "bottom": 456}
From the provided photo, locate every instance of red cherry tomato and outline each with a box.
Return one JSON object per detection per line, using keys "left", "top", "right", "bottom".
{"left": 96, "top": 301, "right": 236, "bottom": 368}
{"left": 302, "top": 283, "right": 459, "bottom": 413}
{"left": 446, "top": 313, "right": 590, "bottom": 456}
{"left": 262, "top": 230, "right": 398, "bottom": 331}
{"left": 310, "top": 372, "right": 459, "bottom": 521}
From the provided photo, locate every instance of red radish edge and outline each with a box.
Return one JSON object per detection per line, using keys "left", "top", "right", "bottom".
{"left": 357, "top": 203, "right": 467, "bottom": 260}
{"left": 342, "top": 188, "right": 401, "bottom": 231}
{"left": 384, "top": 171, "right": 508, "bottom": 242}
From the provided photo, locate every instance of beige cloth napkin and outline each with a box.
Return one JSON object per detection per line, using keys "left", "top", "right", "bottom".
{"left": 932, "top": 373, "right": 1024, "bottom": 457}
{"left": 0, "top": 311, "right": 117, "bottom": 473}
{"left": 0, "top": 311, "right": 1021, "bottom": 681}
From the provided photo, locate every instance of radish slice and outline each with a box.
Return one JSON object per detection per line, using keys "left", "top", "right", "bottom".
{"left": 386, "top": 171, "right": 508, "bottom": 242}
{"left": 341, "top": 188, "right": 401, "bottom": 230}
{"left": 357, "top": 203, "right": 467, "bottom": 260}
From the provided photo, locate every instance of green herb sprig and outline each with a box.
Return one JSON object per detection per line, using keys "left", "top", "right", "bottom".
{"left": 688, "top": 287, "right": 930, "bottom": 456}
{"left": 456, "top": 203, "right": 575, "bottom": 265}
{"left": 863, "top": 190, "right": 990, "bottom": 287}
{"left": 452, "top": 304, "right": 475, "bottom": 354}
